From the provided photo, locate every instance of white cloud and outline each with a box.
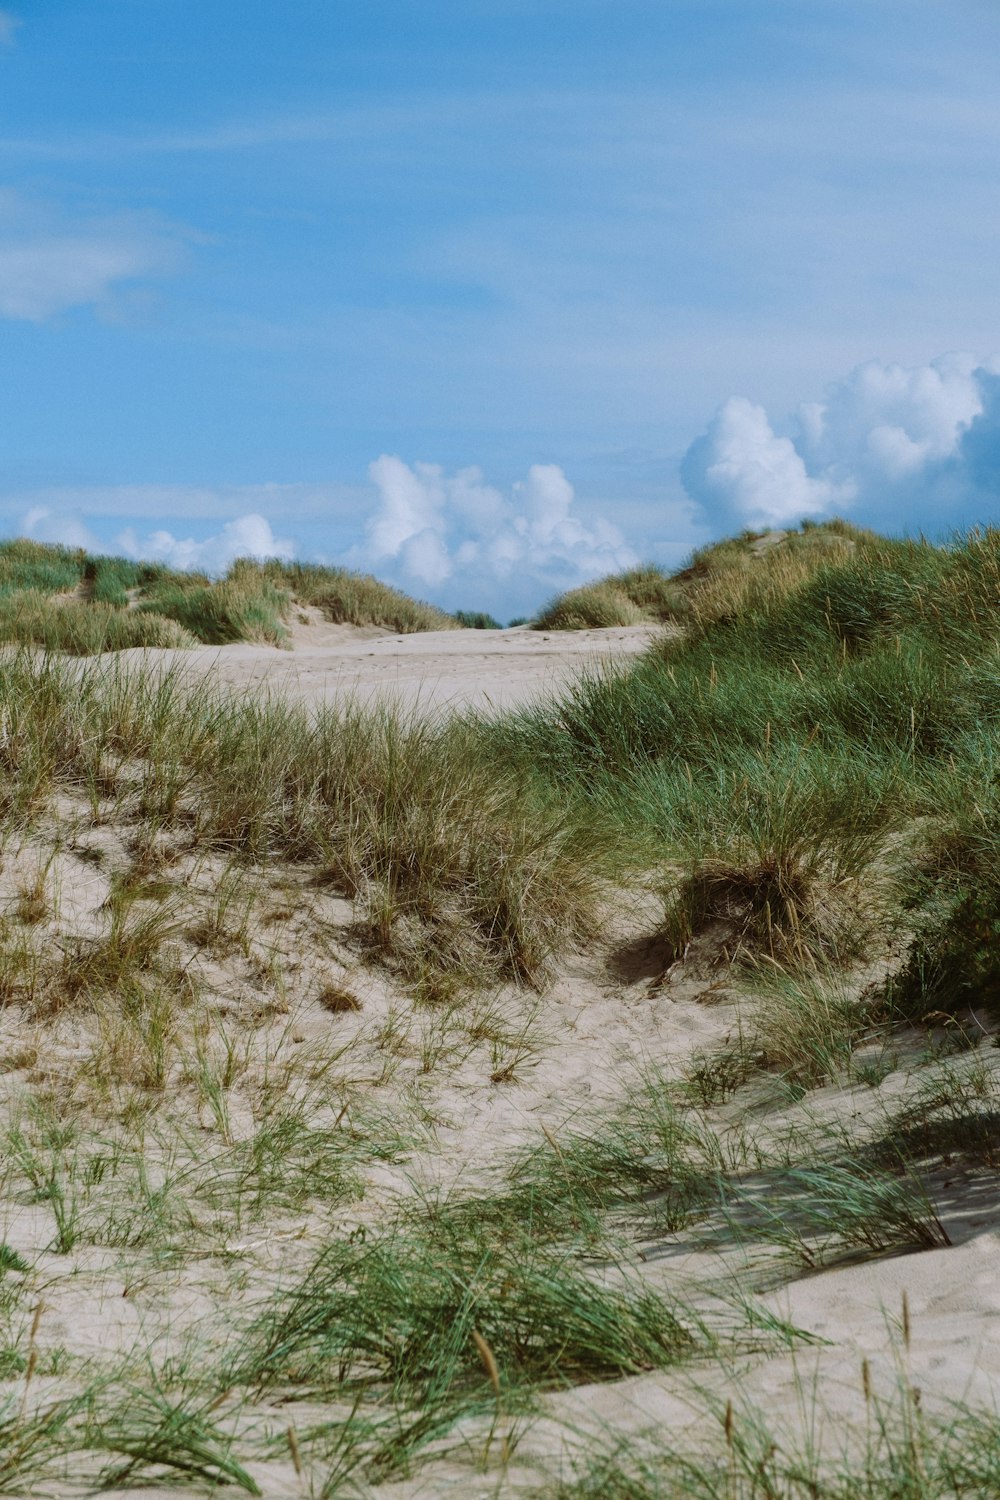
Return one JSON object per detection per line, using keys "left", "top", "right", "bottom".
{"left": 361, "top": 456, "right": 638, "bottom": 613}
{"left": 21, "top": 505, "right": 101, "bottom": 551}
{"left": 18, "top": 505, "right": 294, "bottom": 574}
{"left": 681, "top": 397, "right": 855, "bottom": 530}
{"left": 0, "top": 11, "right": 20, "bottom": 47}
{"left": 0, "top": 192, "right": 187, "bottom": 320}
{"left": 116, "top": 514, "right": 295, "bottom": 574}
{"left": 795, "top": 355, "right": 988, "bottom": 482}
{"left": 681, "top": 354, "right": 1000, "bottom": 533}
{"left": 7, "top": 459, "right": 683, "bottom": 617}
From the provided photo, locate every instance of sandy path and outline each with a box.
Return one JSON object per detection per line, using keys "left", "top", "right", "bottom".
{"left": 110, "top": 618, "right": 667, "bottom": 715}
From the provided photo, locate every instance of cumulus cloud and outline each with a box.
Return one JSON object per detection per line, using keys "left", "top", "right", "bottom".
{"left": 116, "top": 514, "right": 295, "bottom": 574}
{"left": 361, "top": 456, "right": 637, "bottom": 614}
{"left": 0, "top": 11, "right": 20, "bottom": 47}
{"left": 683, "top": 348, "right": 1000, "bottom": 537}
{"left": 681, "top": 397, "right": 855, "bottom": 530}
{"left": 0, "top": 191, "right": 187, "bottom": 320}
{"left": 18, "top": 505, "right": 294, "bottom": 574}
{"left": 681, "top": 354, "right": 1000, "bottom": 535}
{"left": 8, "top": 459, "right": 673, "bottom": 617}
{"left": 21, "top": 505, "right": 101, "bottom": 551}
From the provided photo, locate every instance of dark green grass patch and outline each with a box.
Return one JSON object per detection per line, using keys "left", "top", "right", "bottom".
{"left": 233, "top": 1222, "right": 700, "bottom": 1399}
{"left": 453, "top": 609, "right": 502, "bottom": 628}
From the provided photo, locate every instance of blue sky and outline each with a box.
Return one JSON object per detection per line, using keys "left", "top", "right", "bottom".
{"left": 2, "top": 1, "right": 1000, "bottom": 615}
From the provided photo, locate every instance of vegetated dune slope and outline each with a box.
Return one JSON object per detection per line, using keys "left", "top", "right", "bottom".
{"left": 0, "top": 521, "right": 998, "bottom": 1497}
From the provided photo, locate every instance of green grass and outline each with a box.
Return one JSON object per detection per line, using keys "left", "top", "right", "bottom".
{"left": 534, "top": 522, "right": 867, "bottom": 631}
{"left": 720, "top": 1159, "right": 951, "bottom": 1271}
{"left": 747, "top": 969, "right": 887, "bottom": 1087}
{"left": 866, "top": 1054, "right": 1000, "bottom": 1170}
{"left": 139, "top": 565, "right": 291, "bottom": 646}
{"left": 453, "top": 609, "right": 503, "bottom": 628}
{"left": 534, "top": 563, "right": 689, "bottom": 629}
{"left": 542, "top": 1390, "right": 1000, "bottom": 1499}
{"left": 86, "top": 1383, "right": 261, "bottom": 1493}
{"left": 0, "top": 538, "right": 459, "bottom": 653}
{"left": 0, "top": 591, "right": 197, "bottom": 653}
{"left": 475, "top": 525, "right": 1000, "bottom": 987}
{"left": 0, "top": 518, "right": 996, "bottom": 1497}
{"left": 264, "top": 558, "right": 457, "bottom": 632}
{"left": 438, "top": 1077, "right": 726, "bottom": 1247}
{"left": 0, "top": 651, "right": 607, "bottom": 988}
{"left": 534, "top": 581, "right": 648, "bottom": 629}
{"left": 4, "top": 522, "right": 1000, "bottom": 1000}
{"left": 231, "top": 1210, "right": 704, "bottom": 1403}
{"left": 0, "top": 1391, "right": 89, "bottom": 1493}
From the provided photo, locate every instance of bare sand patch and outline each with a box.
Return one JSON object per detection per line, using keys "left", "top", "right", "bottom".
{"left": 107, "top": 619, "right": 667, "bottom": 715}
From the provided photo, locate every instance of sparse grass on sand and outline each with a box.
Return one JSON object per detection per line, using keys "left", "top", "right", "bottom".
{"left": 0, "top": 520, "right": 999, "bottom": 1493}
{"left": 0, "top": 650, "right": 606, "bottom": 989}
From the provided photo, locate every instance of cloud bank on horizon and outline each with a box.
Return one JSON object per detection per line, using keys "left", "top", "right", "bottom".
{"left": 16, "top": 461, "right": 639, "bottom": 616}
{"left": 23, "top": 506, "right": 295, "bottom": 577}
{"left": 15, "top": 352, "right": 1000, "bottom": 616}
{"left": 681, "top": 353, "right": 1000, "bottom": 537}
{"left": 357, "top": 456, "right": 638, "bottom": 612}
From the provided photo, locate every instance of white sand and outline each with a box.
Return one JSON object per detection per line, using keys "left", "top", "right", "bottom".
{"left": 111, "top": 615, "right": 667, "bottom": 715}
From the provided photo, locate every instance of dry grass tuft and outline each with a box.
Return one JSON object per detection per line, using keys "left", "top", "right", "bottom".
{"left": 317, "top": 982, "right": 363, "bottom": 1013}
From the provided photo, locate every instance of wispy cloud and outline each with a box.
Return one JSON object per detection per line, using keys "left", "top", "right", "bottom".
{"left": 0, "top": 10, "right": 20, "bottom": 48}
{"left": 0, "top": 100, "right": 478, "bottom": 163}
{"left": 0, "top": 191, "right": 190, "bottom": 320}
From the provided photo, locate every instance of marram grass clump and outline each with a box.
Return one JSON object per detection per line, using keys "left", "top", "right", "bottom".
{"left": 0, "top": 538, "right": 459, "bottom": 654}
{"left": 533, "top": 520, "right": 869, "bottom": 631}
{"left": 534, "top": 564, "right": 684, "bottom": 630}
{"left": 488, "top": 523, "right": 1000, "bottom": 979}
{"left": 0, "top": 649, "right": 607, "bottom": 990}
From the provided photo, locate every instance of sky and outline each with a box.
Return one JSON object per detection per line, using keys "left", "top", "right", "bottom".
{"left": 2, "top": 1, "right": 1000, "bottom": 616}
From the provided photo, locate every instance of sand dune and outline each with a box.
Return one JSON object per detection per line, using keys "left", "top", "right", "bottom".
{"left": 1, "top": 587, "right": 998, "bottom": 1498}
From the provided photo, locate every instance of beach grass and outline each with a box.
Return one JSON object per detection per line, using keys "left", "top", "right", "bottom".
{"left": 0, "top": 519, "right": 996, "bottom": 1493}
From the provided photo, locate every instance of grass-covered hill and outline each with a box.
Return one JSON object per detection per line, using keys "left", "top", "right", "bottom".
{"left": 533, "top": 518, "right": 865, "bottom": 629}
{"left": 1, "top": 519, "right": 1000, "bottom": 1493}
{"left": 0, "top": 538, "right": 458, "bottom": 653}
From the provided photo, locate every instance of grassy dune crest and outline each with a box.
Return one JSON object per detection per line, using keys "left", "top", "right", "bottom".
{"left": 534, "top": 563, "right": 684, "bottom": 629}
{"left": 498, "top": 524, "right": 1000, "bottom": 977}
{"left": 533, "top": 519, "right": 868, "bottom": 629}
{"left": 0, "top": 539, "right": 457, "bottom": 654}
{"left": 273, "top": 559, "right": 458, "bottom": 632}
